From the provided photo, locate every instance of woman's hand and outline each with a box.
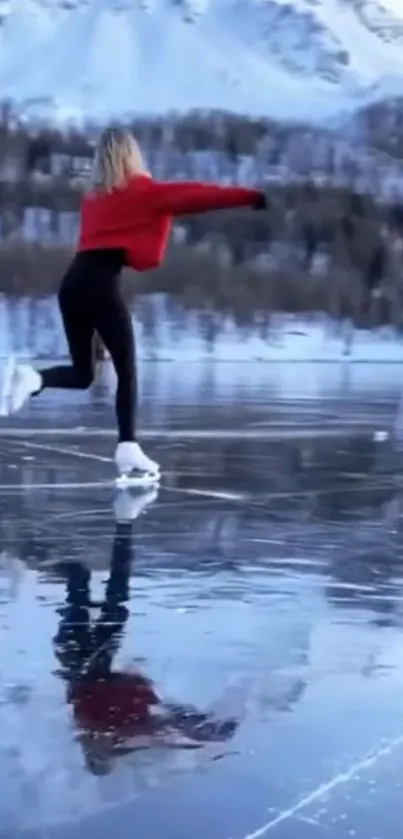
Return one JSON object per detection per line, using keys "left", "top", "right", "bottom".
{"left": 253, "top": 191, "right": 269, "bottom": 211}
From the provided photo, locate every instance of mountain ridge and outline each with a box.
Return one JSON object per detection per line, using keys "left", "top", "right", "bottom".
{"left": 1, "top": 0, "right": 403, "bottom": 123}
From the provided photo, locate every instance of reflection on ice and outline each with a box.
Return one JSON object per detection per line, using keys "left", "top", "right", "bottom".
{"left": 0, "top": 380, "right": 403, "bottom": 836}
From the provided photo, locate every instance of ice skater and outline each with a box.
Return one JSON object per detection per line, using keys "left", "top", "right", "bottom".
{"left": 1, "top": 127, "right": 267, "bottom": 480}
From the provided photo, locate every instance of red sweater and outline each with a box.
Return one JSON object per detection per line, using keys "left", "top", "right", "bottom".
{"left": 68, "top": 672, "right": 159, "bottom": 735}
{"left": 78, "top": 175, "right": 261, "bottom": 272}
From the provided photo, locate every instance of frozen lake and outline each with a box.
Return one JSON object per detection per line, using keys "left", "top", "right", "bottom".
{"left": 0, "top": 361, "right": 403, "bottom": 839}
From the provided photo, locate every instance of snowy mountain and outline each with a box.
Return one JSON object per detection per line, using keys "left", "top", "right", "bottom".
{"left": 1, "top": 0, "right": 403, "bottom": 123}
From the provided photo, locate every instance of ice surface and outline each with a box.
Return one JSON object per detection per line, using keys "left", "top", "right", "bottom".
{"left": 0, "top": 373, "right": 402, "bottom": 835}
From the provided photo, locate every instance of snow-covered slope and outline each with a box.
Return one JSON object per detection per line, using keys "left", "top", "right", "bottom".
{"left": 2, "top": 295, "right": 403, "bottom": 364}
{"left": 1, "top": 0, "right": 403, "bottom": 122}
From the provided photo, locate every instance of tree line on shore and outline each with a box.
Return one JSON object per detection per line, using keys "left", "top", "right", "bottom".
{"left": 1, "top": 101, "right": 403, "bottom": 327}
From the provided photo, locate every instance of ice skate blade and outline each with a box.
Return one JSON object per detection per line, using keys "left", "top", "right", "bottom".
{"left": 115, "top": 470, "right": 161, "bottom": 489}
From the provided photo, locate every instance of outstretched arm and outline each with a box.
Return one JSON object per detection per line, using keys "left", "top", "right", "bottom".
{"left": 147, "top": 178, "right": 266, "bottom": 216}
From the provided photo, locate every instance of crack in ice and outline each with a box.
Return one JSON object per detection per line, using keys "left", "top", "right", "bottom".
{"left": 241, "top": 734, "right": 403, "bottom": 839}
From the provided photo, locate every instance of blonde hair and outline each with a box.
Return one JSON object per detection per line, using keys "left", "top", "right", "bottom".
{"left": 91, "top": 126, "right": 148, "bottom": 192}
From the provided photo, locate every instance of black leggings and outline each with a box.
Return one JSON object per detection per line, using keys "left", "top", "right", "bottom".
{"left": 40, "top": 250, "right": 136, "bottom": 442}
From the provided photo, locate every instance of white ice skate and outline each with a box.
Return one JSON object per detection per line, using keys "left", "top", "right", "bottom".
{"left": 114, "top": 441, "right": 160, "bottom": 488}
{"left": 113, "top": 486, "right": 159, "bottom": 522}
{"left": 0, "top": 550, "right": 26, "bottom": 598}
{"left": 0, "top": 357, "right": 15, "bottom": 415}
{"left": 0, "top": 359, "right": 42, "bottom": 415}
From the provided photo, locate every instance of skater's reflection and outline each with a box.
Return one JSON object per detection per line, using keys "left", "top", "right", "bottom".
{"left": 54, "top": 492, "right": 238, "bottom": 775}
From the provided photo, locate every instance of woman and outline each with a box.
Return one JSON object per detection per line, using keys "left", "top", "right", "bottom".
{"left": 3, "top": 127, "right": 268, "bottom": 478}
